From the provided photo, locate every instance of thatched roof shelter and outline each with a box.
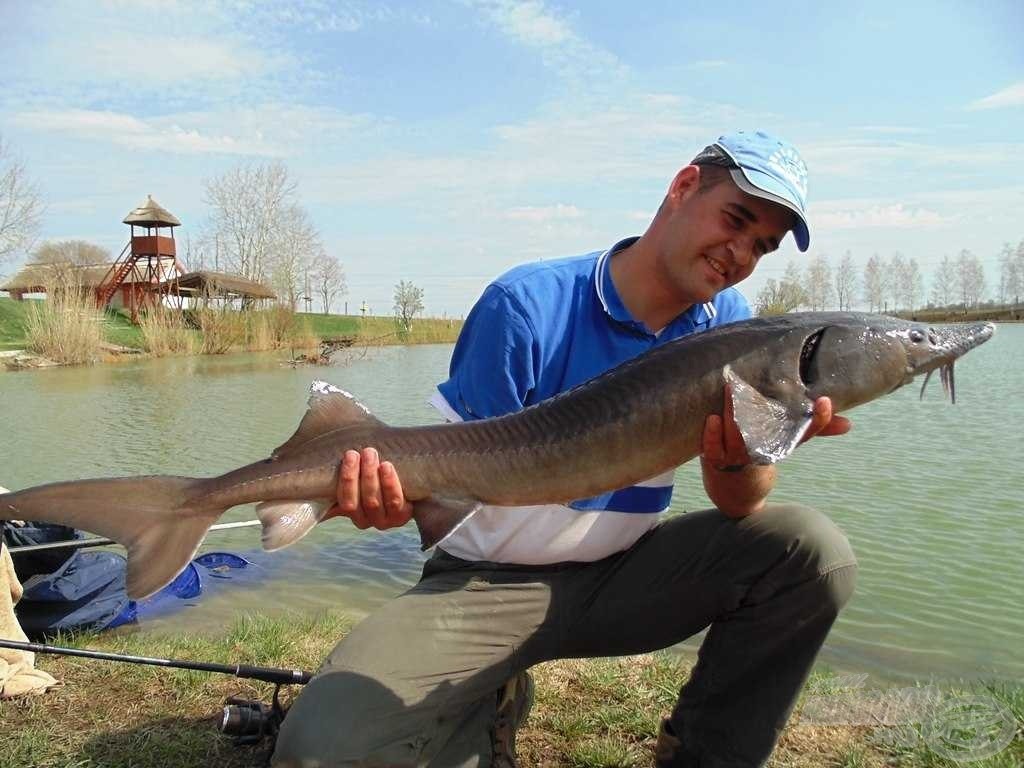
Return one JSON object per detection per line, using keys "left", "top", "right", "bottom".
{"left": 160, "top": 271, "right": 276, "bottom": 301}
{"left": 1, "top": 262, "right": 124, "bottom": 294}
{"left": 123, "top": 195, "right": 181, "bottom": 228}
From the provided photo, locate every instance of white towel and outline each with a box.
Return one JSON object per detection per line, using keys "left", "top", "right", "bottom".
{"left": 1, "top": 485, "right": 59, "bottom": 698}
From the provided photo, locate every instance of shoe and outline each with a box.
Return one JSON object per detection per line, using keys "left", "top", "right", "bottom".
{"left": 654, "top": 718, "right": 699, "bottom": 767}
{"left": 491, "top": 670, "right": 534, "bottom": 768}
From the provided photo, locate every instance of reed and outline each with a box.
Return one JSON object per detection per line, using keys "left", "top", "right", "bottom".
{"left": 245, "top": 305, "right": 320, "bottom": 351}
{"left": 23, "top": 277, "right": 104, "bottom": 365}
{"left": 245, "top": 311, "right": 276, "bottom": 351}
{"left": 138, "top": 305, "right": 196, "bottom": 356}
{"left": 195, "top": 305, "right": 246, "bottom": 354}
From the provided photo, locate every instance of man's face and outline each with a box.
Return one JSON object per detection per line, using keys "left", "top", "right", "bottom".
{"left": 657, "top": 167, "right": 795, "bottom": 306}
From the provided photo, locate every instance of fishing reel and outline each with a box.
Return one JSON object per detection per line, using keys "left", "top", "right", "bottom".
{"left": 219, "top": 684, "right": 288, "bottom": 747}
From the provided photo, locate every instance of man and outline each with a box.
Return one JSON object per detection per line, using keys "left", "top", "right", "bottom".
{"left": 273, "top": 131, "right": 857, "bottom": 767}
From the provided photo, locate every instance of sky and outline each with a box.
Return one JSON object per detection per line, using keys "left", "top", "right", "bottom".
{"left": 1, "top": 0, "right": 1022, "bottom": 316}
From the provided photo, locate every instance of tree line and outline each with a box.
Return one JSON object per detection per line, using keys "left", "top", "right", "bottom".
{"left": 755, "top": 242, "right": 1024, "bottom": 315}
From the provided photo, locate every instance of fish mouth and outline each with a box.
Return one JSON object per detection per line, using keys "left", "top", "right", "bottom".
{"left": 914, "top": 322, "right": 995, "bottom": 404}
{"left": 798, "top": 327, "right": 827, "bottom": 385}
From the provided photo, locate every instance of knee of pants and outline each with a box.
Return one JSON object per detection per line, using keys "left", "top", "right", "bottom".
{"left": 751, "top": 503, "right": 858, "bottom": 608}
{"left": 272, "top": 670, "right": 425, "bottom": 766}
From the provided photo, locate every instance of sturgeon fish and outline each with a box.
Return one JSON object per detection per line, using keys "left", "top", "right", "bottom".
{"left": 0, "top": 312, "right": 994, "bottom": 598}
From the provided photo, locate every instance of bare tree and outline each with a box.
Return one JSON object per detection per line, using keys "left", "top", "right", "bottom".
{"left": 33, "top": 239, "right": 110, "bottom": 266}
{"left": 863, "top": 254, "right": 885, "bottom": 312}
{"left": 834, "top": 250, "right": 858, "bottom": 311}
{"left": 755, "top": 260, "right": 806, "bottom": 315}
{"left": 393, "top": 279, "right": 425, "bottom": 330}
{"left": 204, "top": 162, "right": 296, "bottom": 282}
{"left": 930, "top": 254, "right": 957, "bottom": 308}
{"left": 886, "top": 252, "right": 905, "bottom": 311}
{"left": 313, "top": 252, "right": 347, "bottom": 314}
{"left": 955, "top": 249, "right": 985, "bottom": 309}
{"left": 1016, "top": 240, "right": 1024, "bottom": 305}
{"left": 805, "top": 253, "right": 834, "bottom": 310}
{"left": 31, "top": 239, "right": 110, "bottom": 293}
{"left": 902, "top": 257, "right": 924, "bottom": 313}
{"left": 0, "top": 135, "right": 43, "bottom": 267}
{"left": 997, "top": 241, "right": 1022, "bottom": 306}
{"left": 269, "top": 204, "right": 322, "bottom": 310}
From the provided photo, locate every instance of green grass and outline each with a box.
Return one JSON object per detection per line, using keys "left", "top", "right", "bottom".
{"left": 0, "top": 298, "right": 461, "bottom": 358}
{"left": 0, "top": 298, "right": 145, "bottom": 351}
{"left": 100, "top": 307, "right": 145, "bottom": 349}
{"left": 0, "top": 295, "right": 31, "bottom": 349}
{"left": 1, "top": 616, "right": 1021, "bottom": 767}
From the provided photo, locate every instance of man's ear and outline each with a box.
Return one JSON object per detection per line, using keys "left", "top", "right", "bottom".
{"left": 667, "top": 165, "right": 701, "bottom": 201}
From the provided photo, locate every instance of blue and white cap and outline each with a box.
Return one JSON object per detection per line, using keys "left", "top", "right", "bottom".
{"left": 694, "top": 130, "right": 811, "bottom": 252}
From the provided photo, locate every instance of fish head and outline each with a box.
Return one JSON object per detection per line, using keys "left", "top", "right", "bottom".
{"left": 798, "top": 314, "right": 995, "bottom": 410}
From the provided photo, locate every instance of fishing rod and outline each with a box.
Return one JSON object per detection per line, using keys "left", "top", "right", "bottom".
{"left": 0, "top": 637, "right": 312, "bottom": 685}
{"left": 0, "top": 637, "right": 313, "bottom": 743}
{"left": 5, "top": 519, "right": 263, "bottom": 555}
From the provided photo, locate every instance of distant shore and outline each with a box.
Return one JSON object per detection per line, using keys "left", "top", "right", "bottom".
{"left": 0, "top": 296, "right": 463, "bottom": 368}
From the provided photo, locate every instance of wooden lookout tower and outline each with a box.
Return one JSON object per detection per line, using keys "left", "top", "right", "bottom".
{"left": 96, "top": 195, "right": 184, "bottom": 322}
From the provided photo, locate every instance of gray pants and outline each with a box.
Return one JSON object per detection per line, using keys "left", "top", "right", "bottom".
{"left": 272, "top": 504, "right": 857, "bottom": 768}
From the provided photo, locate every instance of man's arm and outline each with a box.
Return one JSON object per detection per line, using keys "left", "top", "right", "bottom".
{"left": 700, "top": 388, "right": 851, "bottom": 518}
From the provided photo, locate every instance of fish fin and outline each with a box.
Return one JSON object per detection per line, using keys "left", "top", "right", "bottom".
{"left": 272, "top": 384, "right": 384, "bottom": 459}
{"left": 723, "top": 365, "right": 813, "bottom": 464}
{"left": 127, "top": 511, "right": 220, "bottom": 600}
{"left": 413, "top": 495, "right": 481, "bottom": 550}
{"left": 256, "top": 500, "right": 331, "bottom": 551}
{"left": 1, "top": 476, "right": 218, "bottom": 600}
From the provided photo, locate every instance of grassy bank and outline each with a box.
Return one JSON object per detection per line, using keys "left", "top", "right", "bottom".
{"left": 895, "top": 306, "right": 1024, "bottom": 323}
{"left": 1, "top": 613, "right": 1019, "bottom": 767}
{"left": 0, "top": 297, "right": 463, "bottom": 358}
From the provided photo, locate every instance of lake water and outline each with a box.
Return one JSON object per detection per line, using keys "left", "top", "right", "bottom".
{"left": 1, "top": 326, "right": 1021, "bottom": 684}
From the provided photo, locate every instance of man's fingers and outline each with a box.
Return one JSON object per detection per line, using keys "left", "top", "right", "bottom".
{"left": 702, "top": 414, "right": 725, "bottom": 464}
{"left": 800, "top": 398, "right": 853, "bottom": 443}
{"left": 379, "top": 462, "right": 413, "bottom": 528}
{"left": 720, "top": 384, "right": 749, "bottom": 463}
{"left": 337, "top": 450, "right": 360, "bottom": 512}
{"left": 359, "top": 447, "right": 385, "bottom": 525}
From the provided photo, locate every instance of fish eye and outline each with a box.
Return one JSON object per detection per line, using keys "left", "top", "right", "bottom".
{"left": 909, "top": 329, "right": 926, "bottom": 343}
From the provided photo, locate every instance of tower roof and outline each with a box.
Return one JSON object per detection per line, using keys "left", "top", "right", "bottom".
{"left": 123, "top": 195, "right": 181, "bottom": 227}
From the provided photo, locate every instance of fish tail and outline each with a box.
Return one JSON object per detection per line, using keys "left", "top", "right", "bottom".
{"left": 1, "top": 476, "right": 222, "bottom": 599}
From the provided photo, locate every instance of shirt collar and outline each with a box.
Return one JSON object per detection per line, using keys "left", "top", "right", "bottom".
{"left": 594, "top": 237, "right": 717, "bottom": 336}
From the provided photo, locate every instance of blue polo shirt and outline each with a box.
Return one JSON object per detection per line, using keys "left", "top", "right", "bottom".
{"left": 436, "top": 237, "right": 751, "bottom": 514}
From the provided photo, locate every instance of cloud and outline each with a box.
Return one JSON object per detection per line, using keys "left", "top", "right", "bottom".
{"left": 13, "top": 109, "right": 281, "bottom": 156}
{"left": 503, "top": 204, "right": 583, "bottom": 222}
{"left": 853, "top": 125, "right": 925, "bottom": 135}
{"left": 801, "top": 137, "right": 1024, "bottom": 179}
{"left": 472, "top": 0, "right": 574, "bottom": 46}
{"left": 690, "top": 60, "right": 729, "bottom": 70}
{"left": 811, "top": 201, "right": 950, "bottom": 231}
{"left": 262, "top": 2, "right": 435, "bottom": 33}
{"left": 468, "top": 0, "right": 626, "bottom": 90}
{"left": 968, "top": 82, "right": 1024, "bottom": 110}
{"left": 85, "top": 35, "right": 287, "bottom": 83}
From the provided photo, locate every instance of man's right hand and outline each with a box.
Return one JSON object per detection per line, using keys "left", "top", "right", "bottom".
{"left": 324, "top": 448, "right": 414, "bottom": 530}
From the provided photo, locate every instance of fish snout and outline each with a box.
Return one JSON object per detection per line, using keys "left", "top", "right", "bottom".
{"left": 925, "top": 321, "right": 996, "bottom": 364}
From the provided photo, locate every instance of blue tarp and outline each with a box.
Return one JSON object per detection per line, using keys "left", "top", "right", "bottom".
{"left": 3, "top": 521, "right": 250, "bottom": 639}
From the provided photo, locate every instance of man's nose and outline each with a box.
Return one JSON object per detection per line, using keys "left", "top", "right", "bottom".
{"left": 727, "top": 235, "right": 755, "bottom": 266}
